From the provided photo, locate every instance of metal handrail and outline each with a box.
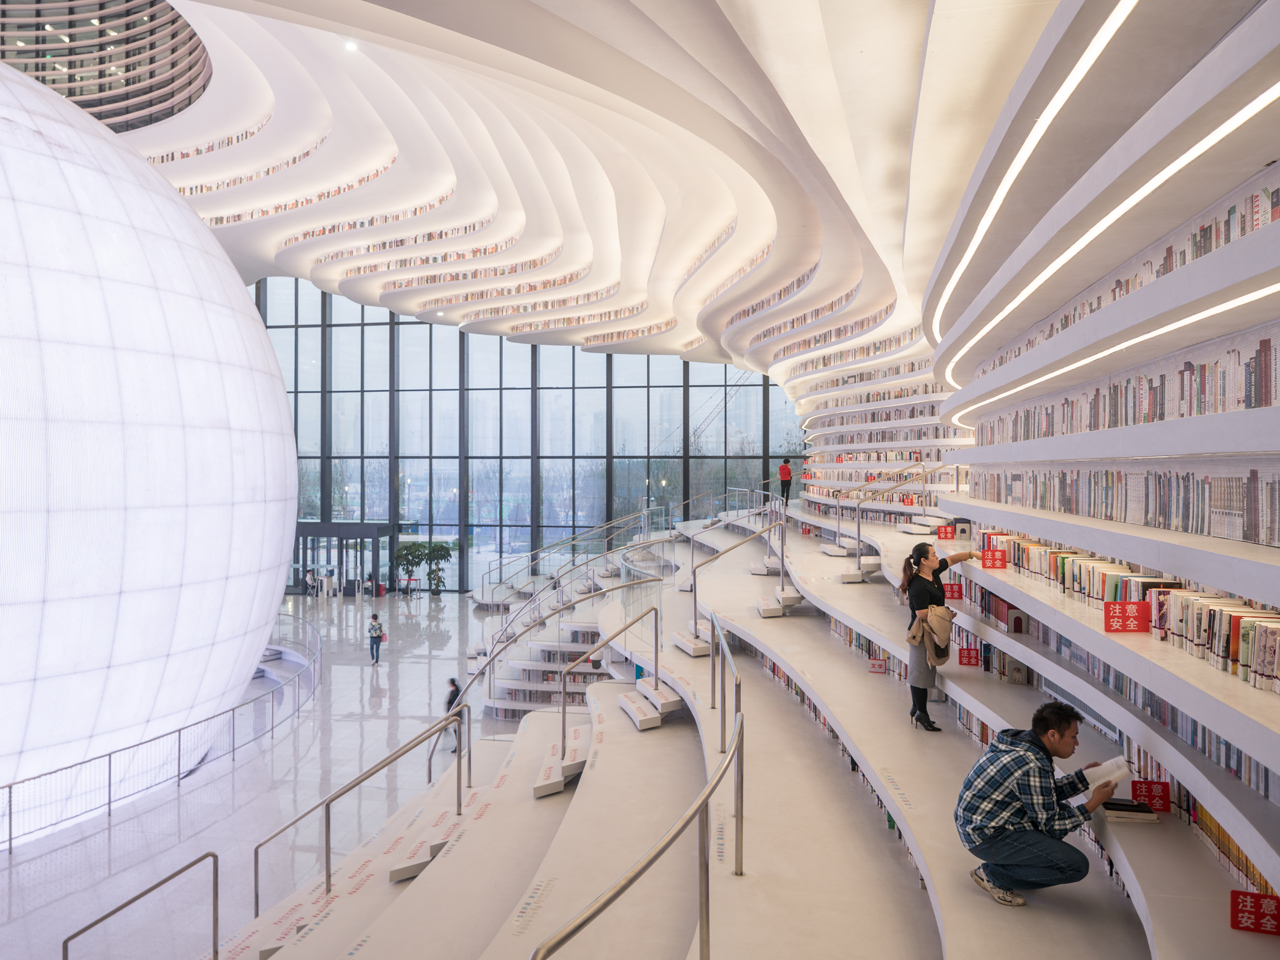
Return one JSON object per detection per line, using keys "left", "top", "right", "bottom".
{"left": 527, "top": 714, "right": 744, "bottom": 960}
{"left": 323, "top": 710, "right": 466, "bottom": 894}
{"left": 559, "top": 606, "right": 659, "bottom": 755}
{"left": 484, "top": 512, "right": 645, "bottom": 592}
{"left": 426, "top": 702, "right": 472, "bottom": 781}
{"left": 64, "top": 851, "right": 218, "bottom": 960}
{"left": 691, "top": 521, "right": 783, "bottom": 708}
{"left": 832, "top": 462, "right": 941, "bottom": 543}
{"left": 5, "top": 613, "right": 322, "bottom": 854}
{"left": 853, "top": 462, "right": 954, "bottom": 574}
{"left": 712, "top": 613, "right": 741, "bottom": 755}
{"left": 253, "top": 709, "right": 467, "bottom": 914}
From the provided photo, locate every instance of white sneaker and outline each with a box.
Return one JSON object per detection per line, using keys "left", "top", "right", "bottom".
{"left": 971, "top": 867, "right": 1025, "bottom": 907}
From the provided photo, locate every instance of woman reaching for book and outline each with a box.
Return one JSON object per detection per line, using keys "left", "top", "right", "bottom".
{"left": 901, "top": 542, "right": 977, "bottom": 731}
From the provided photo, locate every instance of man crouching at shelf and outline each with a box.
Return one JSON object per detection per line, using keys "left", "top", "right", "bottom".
{"left": 954, "top": 701, "right": 1116, "bottom": 907}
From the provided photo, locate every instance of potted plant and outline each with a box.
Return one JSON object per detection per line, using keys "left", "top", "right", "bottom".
{"left": 424, "top": 541, "right": 453, "bottom": 596}
{"left": 393, "top": 541, "right": 433, "bottom": 594}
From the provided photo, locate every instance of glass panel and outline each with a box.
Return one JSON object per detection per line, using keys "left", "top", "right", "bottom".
{"left": 612, "top": 353, "right": 647, "bottom": 386}
{"left": 265, "top": 277, "right": 294, "bottom": 326}
{"left": 574, "top": 459, "right": 606, "bottom": 527}
{"left": 364, "top": 459, "right": 389, "bottom": 521}
{"left": 297, "top": 393, "right": 321, "bottom": 456}
{"left": 769, "top": 382, "right": 804, "bottom": 455}
{"left": 433, "top": 325, "right": 459, "bottom": 389}
{"left": 689, "top": 361, "right": 724, "bottom": 385}
{"left": 331, "top": 394, "right": 361, "bottom": 456}
{"left": 366, "top": 306, "right": 391, "bottom": 325}
{"left": 469, "top": 526, "right": 499, "bottom": 587}
{"left": 649, "top": 354, "right": 683, "bottom": 385}
{"left": 502, "top": 526, "right": 531, "bottom": 556}
{"left": 539, "top": 389, "right": 573, "bottom": 456}
{"left": 575, "top": 348, "right": 606, "bottom": 386}
{"left": 726, "top": 380, "right": 762, "bottom": 455}
{"left": 432, "top": 391, "right": 459, "bottom": 456}
{"left": 690, "top": 458, "right": 725, "bottom": 502}
{"left": 726, "top": 458, "right": 761, "bottom": 496}
{"left": 398, "top": 392, "right": 430, "bottom": 456}
{"left": 364, "top": 392, "right": 389, "bottom": 456}
{"left": 575, "top": 389, "right": 606, "bottom": 455}
{"left": 502, "top": 458, "right": 531, "bottom": 525}
{"left": 398, "top": 324, "right": 431, "bottom": 390}
{"left": 298, "top": 459, "right": 321, "bottom": 520}
{"left": 540, "top": 459, "right": 574, "bottom": 528}
{"left": 331, "top": 326, "right": 361, "bottom": 391}
{"left": 649, "top": 458, "right": 683, "bottom": 510}
{"left": 502, "top": 389, "right": 531, "bottom": 456}
{"left": 432, "top": 460, "right": 461, "bottom": 525}
{"left": 298, "top": 327, "right": 321, "bottom": 391}
{"left": 400, "top": 458, "right": 431, "bottom": 524}
{"left": 364, "top": 324, "right": 389, "bottom": 390}
{"left": 268, "top": 328, "right": 294, "bottom": 388}
{"left": 688, "top": 386, "right": 724, "bottom": 456}
{"left": 612, "top": 388, "right": 646, "bottom": 456}
{"left": 539, "top": 344, "right": 573, "bottom": 386}
{"left": 468, "top": 335, "right": 500, "bottom": 388}
{"left": 298, "top": 280, "right": 323, "bottom": 324}
{"left": 332, "top": 296, "right": 361, "bottom": 325}
{"left": 649, "top": 386, "right": 683, "bottom": 456}
{"left": 468, "top": 391, "right": 500, "bottom": 456}
{"left": 331, "top": 459, "right": 361, "bottom": 520}
{"left": 613, "top": 458, "right": 648, "bottom": 518}
{"left": 468, "top": 458, "right": 501, "bottom": 524}
{"left": 503, "top": 339, "right": 531, "bottom": 388}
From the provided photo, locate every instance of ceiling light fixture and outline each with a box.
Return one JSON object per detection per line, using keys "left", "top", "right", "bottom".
{"left": 436, "top": 311, "right": 443, "bottom": 317}
{"left": 345, "top": 41, "right": 357, "bottom": 51}
{"left": 943, "top": 77, "right": 1280, "bottom": 389}
{"left": 950, "top": 278, "right": 1280, "bottom": 427}
{"left": 929, "top": 0, "right": 1139, "bottom": 346}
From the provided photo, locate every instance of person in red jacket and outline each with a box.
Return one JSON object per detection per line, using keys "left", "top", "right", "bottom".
{"left": 778, "top": 459, "right": 792, "bottom": 502}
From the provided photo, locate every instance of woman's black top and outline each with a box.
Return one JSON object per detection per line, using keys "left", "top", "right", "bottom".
{"left": 906, "top": 558, "right": 950, "bottom": 619}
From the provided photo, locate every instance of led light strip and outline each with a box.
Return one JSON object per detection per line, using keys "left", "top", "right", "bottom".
{"left": 944, "top": 77, "right": 1280, "bottom": 388}
{"left": 930, "top": 0, "right": 1140, "bottom": 343}
{"left": 950, "top": 279, "right": 1280, "bottom": 427}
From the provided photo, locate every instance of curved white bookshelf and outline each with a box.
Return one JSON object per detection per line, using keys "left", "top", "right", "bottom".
{"left": 938, "top": 494, "right": 1280, "bottom": 610}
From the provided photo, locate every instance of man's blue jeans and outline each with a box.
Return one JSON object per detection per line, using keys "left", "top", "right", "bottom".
{"left": 967, "top": 830, "right": 1090, "bottom": 890}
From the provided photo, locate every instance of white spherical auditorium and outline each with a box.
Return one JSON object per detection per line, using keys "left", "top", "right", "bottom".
{"left": 0, "top": 66, "right": 297, "bottom": 785}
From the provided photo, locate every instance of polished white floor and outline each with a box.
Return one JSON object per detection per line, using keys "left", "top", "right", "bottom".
{"left": 0, "top": 591, "right": 511, "bottom": 960}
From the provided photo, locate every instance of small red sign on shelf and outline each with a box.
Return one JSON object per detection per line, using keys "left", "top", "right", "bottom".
{"left": 1103, "top": 601, "right": 1151, "bottom": 633}
{"left": 1230, "top": 889, "right": 1280, "bottom": 935}
{"left": 958, "top": 648, "right": 980, "bottom": 667}
{"left": 981, "top": 549, "right": 1007, "bottom": 569}
{"left": 868, "top": 659, "right": 887, "bottom": 674}
{"left": 943, "top": 583, "right": 963, "bottom": 600}
{"left": 902, "top": 495, "right": 914, "bottom": 506}
{"left": 936, "top": 526, "right": 955, "bottom": 540}
{"left": 1130, "top": 780, "right": 1170, "bottom": 812}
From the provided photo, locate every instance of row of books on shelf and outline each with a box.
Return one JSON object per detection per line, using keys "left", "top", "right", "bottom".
{"left": 807, "top": 357, "right": 933, "bottom": 395}
{"left": 517, "top": 669, "right": 600, "bottom": 684}
{"left": 802, "top": 487, "right": 942, "bottom": 509}
{"left": 801, "top": 500, "right": 938, "bottom": 528}
{"left": 810, "top": 426, "right": 967, "bottom": 445}
{"left": 803, "top": 380, "right": 951, "bottom": 415}
{"left": 969, "top": 462, "right": 1280, "bottom": 547}
{"left": 972, "top": 165, "right": 1280, "bottom": 382}
{"left": 974, "top": 321, "right": 1280, "bottom": 446}
{"left": 786, "top": 326, "right": 921, "bottom": 379}
{"left": 970, "top": 529, "right": 1280, "bottom": 691}
{"left": 808, "top": 404, "right": 944, "bottom": 430}
{"left": 768, "top": 301, "right": 897, "bottom": 363}
{"left": 501, "top": 688, "right": 589, "bottom": 704}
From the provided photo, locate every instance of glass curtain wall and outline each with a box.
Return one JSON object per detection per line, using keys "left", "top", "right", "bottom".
{"left": 256, "top": 279, "right": 803, "bottom": 592}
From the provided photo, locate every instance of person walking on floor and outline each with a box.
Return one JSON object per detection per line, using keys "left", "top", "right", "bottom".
{"left": 446, "top": 677, "right": 461, "bottom": 753}
{"left": 778, "top": 459, "right": 792, "bottom": 502}
{"left": 369, "top": 613, "right": 384, "bottom": 665}
{"left": 900, "top": 541, "right": 976, "bottom": 730}
{"left": 955, "top": 701, "right": 1117, "bottom": 906}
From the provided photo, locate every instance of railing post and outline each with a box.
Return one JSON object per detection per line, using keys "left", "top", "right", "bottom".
{"left": 231, "top": 709, "right": 236, "bottom": 762}
{"left": 107, "top": 752, "right": 112, "bottom": 819}
{"left": 177, "top": 727, "right": 182, "bottom": 787}
{"left": 324, "top": 801, "right": 333, "bottom": 894}
{"left": 698, "top": 805, "right": 711, "bottom": 960}
{"left": 735, "top": 722, "right": 744, "bottom": 877}
{"left": 8, "top": 783, "right": 13, "bottom": 855}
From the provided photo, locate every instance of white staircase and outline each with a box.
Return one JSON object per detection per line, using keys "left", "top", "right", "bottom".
{"left": 670, "top": 629, "right": 710, "bottom": 657}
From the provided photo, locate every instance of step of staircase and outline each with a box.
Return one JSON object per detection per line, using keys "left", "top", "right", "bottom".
{"left": 636, "top": 676, "right": 683, "bottom": 714}
{"left": 748, "top": 562, "right": 772, "bottom": 575}
{"left": 775, "top": 585, "right": 803, "bottom": 606}
{"left": 670, "top": 630, "right": 710, "bottom": 657}
{"left": 223, "top": 741, "right": 511, "bottom": 960}
{"left": 387, "top": 785, "right": 487, "bottom": 882}
{"left": 313, "top": 713, "right": 578, "bottom": 960}
{"left": 532, "top": 724, "right": 593, "bottom": 798}
{"left": 820, "top": 543, "right": 848, "bottom": 556}
{"left": 617, "top": 689, "right": 661, "bottom": 730}
{"left": 896, "top": 523, "right": 933, "bottom": 535}
{"left": 686, "top": 618, "right": 711, "bottom": 637}
{"left": 757, "top": 596, "right": 784, "bottom": 618}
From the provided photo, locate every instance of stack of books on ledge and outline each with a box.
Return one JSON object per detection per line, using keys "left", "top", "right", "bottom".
{"left": 1101, "top": 799, "right": 1159, "bottom": 824}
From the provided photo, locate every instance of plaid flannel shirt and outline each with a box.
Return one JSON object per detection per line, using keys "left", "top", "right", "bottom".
{"left": 954, "top": 729, "right": 1091, "bottom": 849}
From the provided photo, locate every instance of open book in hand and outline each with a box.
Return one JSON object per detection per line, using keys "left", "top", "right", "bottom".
{"left": 1082, "top": 755, "right": 1132, "bottom": 791}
